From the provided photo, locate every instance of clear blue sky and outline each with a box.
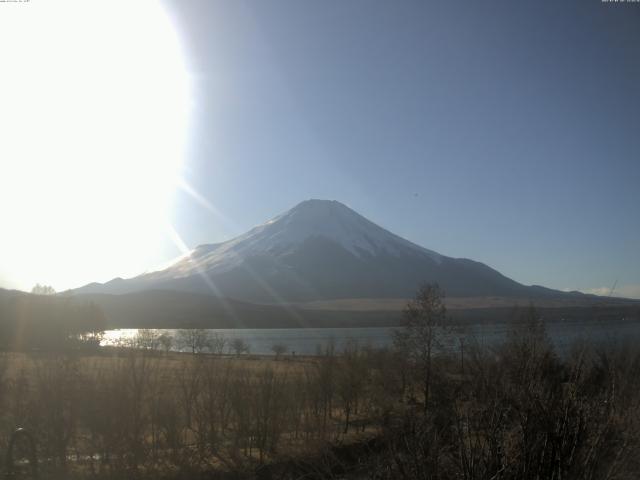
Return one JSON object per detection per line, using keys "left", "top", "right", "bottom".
{"left": 163, "top": 0, "right": 640, "bottom": 297}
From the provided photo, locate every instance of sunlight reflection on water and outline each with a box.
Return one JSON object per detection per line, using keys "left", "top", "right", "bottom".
{"left": 102, "top": 320, "right": 640, "bottom": 356}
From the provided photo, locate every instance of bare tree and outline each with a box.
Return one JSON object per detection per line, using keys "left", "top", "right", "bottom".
{"left": 177, "top": 329, "right": 211, "bottom": 354}
{"left": 135, "top": 329, "right": 160, "bottom": 351}
{"left": 158, "top": 333, "right": 173, "bottom": 354}
{"left": 31, "top": 283, "right": 56, "bottom": 295}
{"left": 337, "top": 339, "right": 367, "bottom": 433}
{"left": 230, "top": 338, "right": 250, "bottom": 356}
{"left": 253, "top": 367, "right": 289, "bottom": 462}
{"left": 207, "top": 333, "right": 227, "bottom": 355}
{"left": 271, "top": 343, "right": 287, "bottom": 359}
{"left": 393, "top": 283, "right": 448, "bottom": 412}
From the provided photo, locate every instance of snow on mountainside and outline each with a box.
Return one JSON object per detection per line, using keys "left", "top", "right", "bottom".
{"left": 152, "top": 199, "right": 442, "bottom": 280}
{"left": 72, "top": 199, "right": 585, "bottom": 302}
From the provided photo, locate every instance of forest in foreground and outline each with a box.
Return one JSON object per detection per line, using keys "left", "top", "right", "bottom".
{"left": 0, "top": 287, "right": 638, "bottom": 480}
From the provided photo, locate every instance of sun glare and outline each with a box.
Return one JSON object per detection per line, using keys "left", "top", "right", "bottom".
{"left": 0, "top": 0, "right": 190, "bottom": 291}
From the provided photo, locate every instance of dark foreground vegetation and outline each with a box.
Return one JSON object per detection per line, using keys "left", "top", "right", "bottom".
{"left": 0, "top": 285, "right": 638, "bottom": 479}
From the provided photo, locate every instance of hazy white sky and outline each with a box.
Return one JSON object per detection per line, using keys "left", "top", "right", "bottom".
{"left": 0, "top": 0, "right": 189, "bottom": 291}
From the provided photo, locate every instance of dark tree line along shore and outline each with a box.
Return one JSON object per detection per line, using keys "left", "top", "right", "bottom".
{"left": 0, "top": 294, "right": 106, "bottom": 351}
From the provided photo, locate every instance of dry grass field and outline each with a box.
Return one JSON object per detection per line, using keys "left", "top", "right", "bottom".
{"left": 0, "top": 306, "right": 639, "bottom": 479}
{"left": 0, "top": 344, "right": 397, "bottom": 479}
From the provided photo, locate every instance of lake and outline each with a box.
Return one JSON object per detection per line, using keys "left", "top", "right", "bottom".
{"left": 102, "top": 318, "right": 640, "bottom": 355}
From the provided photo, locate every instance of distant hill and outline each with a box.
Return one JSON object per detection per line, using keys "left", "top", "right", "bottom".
{"left": 74, "top": 289, "right": 640, "bottom": 329}
{"left": 0, "top": 288, "right": 106, "bottom": 349}
{"left": 70, "top": 290, "right": 403, "bottom": 329}
{"left": 72, "top": 199, "right": 597, "bottom": 303}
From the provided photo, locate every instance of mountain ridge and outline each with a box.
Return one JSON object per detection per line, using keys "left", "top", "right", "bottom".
{"left": 71, "top": 199, "right": 591, "bottom": 303}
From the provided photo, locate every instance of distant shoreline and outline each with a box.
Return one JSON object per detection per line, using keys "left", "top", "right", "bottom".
{"left": 103, "top": 304, "right": 640, "bottom": 330}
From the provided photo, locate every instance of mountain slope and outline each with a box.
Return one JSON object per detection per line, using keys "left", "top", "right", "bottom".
{"left": 73, "top": 199, "right": 582, "bottom": 302}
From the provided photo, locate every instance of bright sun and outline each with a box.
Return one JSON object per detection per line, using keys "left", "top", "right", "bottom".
{"left": 0, "top": 0, "right": 190, "bottom": 291}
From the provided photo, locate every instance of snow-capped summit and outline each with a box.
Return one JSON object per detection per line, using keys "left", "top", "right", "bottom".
{"left": 255, "top": 199, "right": 442, "bottom": 260}
{"left": 73, "top": 199, "right": 570, "bottom": 302}
{"left": 160, "top": 200, "right": 442, "bottom": 281}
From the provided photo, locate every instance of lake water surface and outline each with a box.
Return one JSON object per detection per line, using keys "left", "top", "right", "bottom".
{"left": 103, "top": 319, "right": 640, "bottom": 355}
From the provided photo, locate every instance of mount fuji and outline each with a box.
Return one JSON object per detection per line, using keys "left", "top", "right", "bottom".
{"left": 73, "top": 199, "right": 579, "bottom": 304}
